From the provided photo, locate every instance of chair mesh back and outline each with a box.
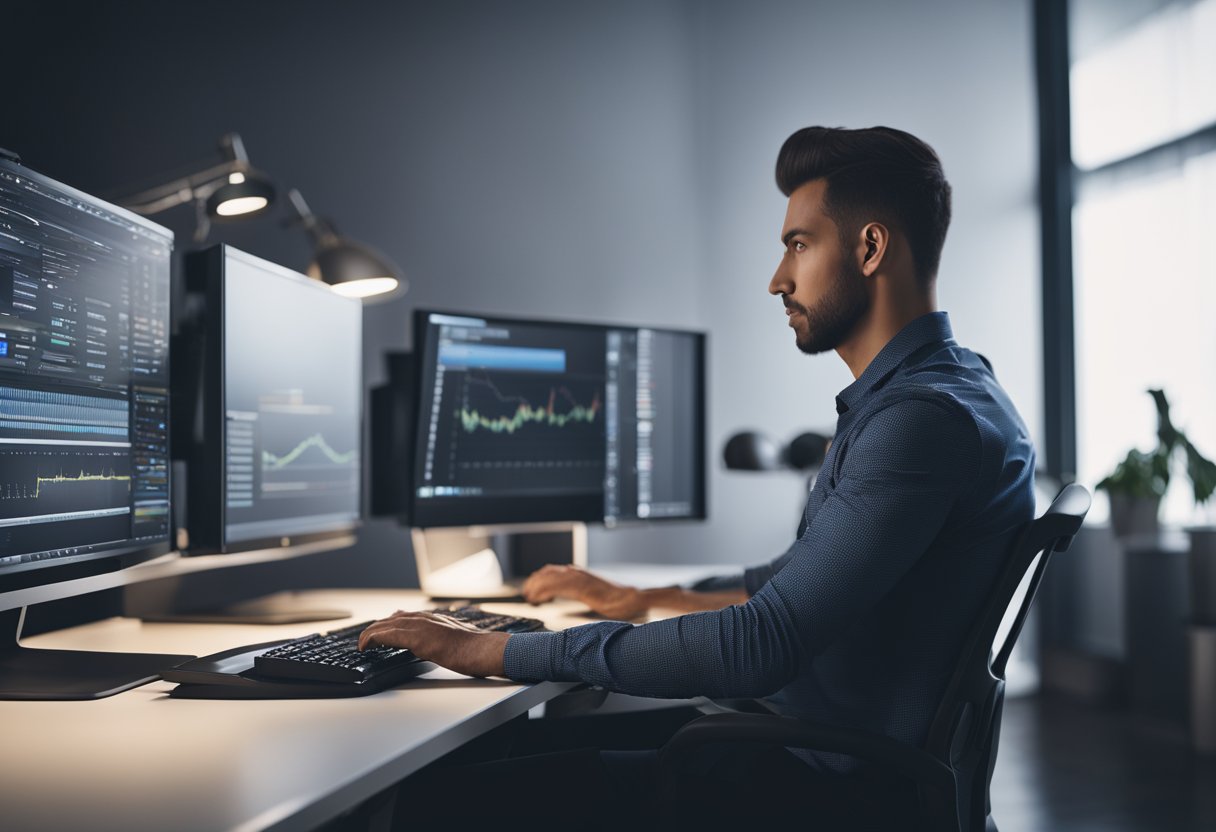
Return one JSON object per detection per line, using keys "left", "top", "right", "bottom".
{"left": 925, "top": 484, "right": 1090, "bottom": 758}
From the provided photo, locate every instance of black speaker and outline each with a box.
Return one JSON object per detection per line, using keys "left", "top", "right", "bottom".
{"left": 369, "top": 351, "right": 416, "bottom": 520}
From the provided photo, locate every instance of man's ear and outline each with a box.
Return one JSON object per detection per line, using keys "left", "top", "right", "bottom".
{"left": 855, "top": 222, "right": 889, "bottom": 277}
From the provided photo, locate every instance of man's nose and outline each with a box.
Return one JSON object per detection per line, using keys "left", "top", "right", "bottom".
{"left": 769, "top": 262, "right": 791, "bottom": 296}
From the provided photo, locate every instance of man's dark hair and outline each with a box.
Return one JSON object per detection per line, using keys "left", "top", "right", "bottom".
{"left": 776, "top": 126, "right": 952, "bottom": 284}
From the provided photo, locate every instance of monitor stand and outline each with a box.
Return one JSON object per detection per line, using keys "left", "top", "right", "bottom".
{"left": 412, "top": 522, "right": 588, "bottom": 601}
{"left": 0, "top": 607, "right": 194, "bottom": 701}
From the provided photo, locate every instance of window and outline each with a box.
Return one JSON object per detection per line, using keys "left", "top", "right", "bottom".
{"left": 1069, "top": 0, "right": 1216, "bottom": 525}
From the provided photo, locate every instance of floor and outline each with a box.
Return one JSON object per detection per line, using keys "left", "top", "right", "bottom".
{"left": 324, "top": 693, "right": 1216, "bottom": 831}
{"left": 990, "top": 695, "right": 1216, "bottom": 831}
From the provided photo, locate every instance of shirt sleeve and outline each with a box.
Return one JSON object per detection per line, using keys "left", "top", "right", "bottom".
{"left": 743, "top": 541, "right": 798, "bottom": 596}
{"left": 503, "top": 396, "right": 980, "bottom": 699}
{"left": 687, "top": 573, "right": 747, "bottom": 593}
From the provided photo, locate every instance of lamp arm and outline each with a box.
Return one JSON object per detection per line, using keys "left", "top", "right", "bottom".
{"left": 285, "top": 188, "right": 340, "bottom": 246}
{"left": 192, "top": 197, "right": 212, "bottom": 244}
{"left": 120, "top": 159, "right": 248, "bottom": 215}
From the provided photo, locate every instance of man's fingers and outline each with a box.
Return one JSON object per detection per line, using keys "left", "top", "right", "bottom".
{"left": 358, "top": 610, "right": 482, "bottom": 651}
{"left": 523, "top": 577, "right": 559, "bottom": 604}
{"left": 360, "top": 625, "right": 418, "bottom": 652}
{"left": 358, "top": 623, "right": 398, "bottom": 651}
{"left": 358, "top": 619, "right": 421, "bottom": 651}
{"left": 429, "top": 613, "right": 483, "bottom": 633}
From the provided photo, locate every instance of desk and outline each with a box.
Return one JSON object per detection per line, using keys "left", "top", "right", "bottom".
{"left": 0, "top": 588, "right": 595, "bottom": 832}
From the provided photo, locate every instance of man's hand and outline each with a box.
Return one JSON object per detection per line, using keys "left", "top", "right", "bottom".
{"left": 522, "top": 564, "right": 648, "bottom": 619}
{"left": 357, "top": 611, "right": 509, "bottom": 678}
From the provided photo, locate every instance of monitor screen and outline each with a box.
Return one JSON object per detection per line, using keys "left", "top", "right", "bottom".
{"left": 603, "top": 327, "right": 705, "bottom": 524}
{"left": 411, "top": 311, "right": 705, "bottom": 528}
{"left": 181, "top": 245, "right": 362, "bottom": 552}
{"left": 0, "top": 159, "right": 173, "bottom": 576}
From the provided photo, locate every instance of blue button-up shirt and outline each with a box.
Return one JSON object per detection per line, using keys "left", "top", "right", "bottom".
{"left": 504, "top": 312, "right": 1036, "bottom": 771}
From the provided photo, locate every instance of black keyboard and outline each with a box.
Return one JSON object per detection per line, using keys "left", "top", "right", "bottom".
{"left": 254, "top": 621, "right": 417, "bottom": 684}
{"left": 254, "top": 607, "right": 544, "bottom": 684}
{"left": 163, "top": 606, "right": 546, "bottom": 697}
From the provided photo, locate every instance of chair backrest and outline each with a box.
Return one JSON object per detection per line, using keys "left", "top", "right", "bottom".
{"left": 921, "top": 483, "right": 1091, "bottom": 830}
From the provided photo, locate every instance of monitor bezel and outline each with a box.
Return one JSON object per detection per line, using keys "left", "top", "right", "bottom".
{"left": 0, "top": 157, "right": 175, "bottom": 588}
{"left": 183, "top": 244, "right": 363, "bottom": 555}
{"left": 409, "top": 308, "right": 707, "bottom": 529}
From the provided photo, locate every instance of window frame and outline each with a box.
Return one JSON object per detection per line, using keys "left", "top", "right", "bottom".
{"left": 1035, "top": 0, "right": 1216, "bottom": 484}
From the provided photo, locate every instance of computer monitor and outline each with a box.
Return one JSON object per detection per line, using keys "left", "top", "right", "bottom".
{"left": 602, "top": 326, "right": 706, "bottom": 524}
{"left": 0, "top": 157, "right": 173, "bottom": 585}
{"left": 0, "top": 156, "right": 191, "bottom": 699}
{"left": 410, "top": 310, "right": 706, "bottom": 528}
{"left": 180, "top": 245, "right": 362, "bottom": 554}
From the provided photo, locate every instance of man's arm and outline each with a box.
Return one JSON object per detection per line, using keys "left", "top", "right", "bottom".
{"left": 521, "top": 564, "right": 747, "bottom": 618}
{"left": 362, "top": 396, "right": 978, "bottom": 696}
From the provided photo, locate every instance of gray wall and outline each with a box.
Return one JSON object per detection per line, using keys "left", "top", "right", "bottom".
{"left": 664, "top": 0, "right": 1042, "bottom": 568}
{"left": 2, "top": 0, "right": 1040, "bottom": 592}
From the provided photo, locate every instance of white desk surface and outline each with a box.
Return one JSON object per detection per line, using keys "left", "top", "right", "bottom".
{"left": 0, "top": 588, "right": 600, "bottom": 832}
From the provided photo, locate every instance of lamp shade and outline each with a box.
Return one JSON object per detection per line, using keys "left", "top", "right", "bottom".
{"left": 205, "top": 173, "right": 275, "bottom": 219}
{"left": 307, "top": 238, "right": 404, "bottom": 302}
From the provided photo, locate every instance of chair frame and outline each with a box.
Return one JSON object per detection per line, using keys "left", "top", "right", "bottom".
{"left": 658, "top": 484, "right": 1092, "bottom": 832}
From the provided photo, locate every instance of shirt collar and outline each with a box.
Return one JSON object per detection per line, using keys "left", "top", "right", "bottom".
{"left": 835, "top": 311, "right": 954, "bottom": 414}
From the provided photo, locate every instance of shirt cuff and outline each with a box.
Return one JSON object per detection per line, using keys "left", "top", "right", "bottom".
{"left": 502, "top": 631, "right": 567, "bottom": 682}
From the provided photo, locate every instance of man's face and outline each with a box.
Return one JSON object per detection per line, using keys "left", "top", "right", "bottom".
{"left": 768, "top": 179, "right": 870, "bottom": 355}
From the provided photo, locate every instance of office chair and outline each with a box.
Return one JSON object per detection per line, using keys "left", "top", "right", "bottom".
{"left": 658, "top": 483, "right": 1092, "bottom": 832}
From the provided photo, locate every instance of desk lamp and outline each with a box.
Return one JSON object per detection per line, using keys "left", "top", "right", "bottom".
{"left": 285, "top": 189, "right": 405, "bottom": 303}
{"left": 119, "top": 133, "right": 275, "bottom": 242}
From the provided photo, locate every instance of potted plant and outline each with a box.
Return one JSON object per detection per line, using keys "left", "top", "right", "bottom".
{"left": 1097, "top": 389, "right": 1216, "bottom": 538}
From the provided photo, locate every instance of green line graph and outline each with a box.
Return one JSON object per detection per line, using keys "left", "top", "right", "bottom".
{"left": 459, "top": 386, "right": 601, "bottom": 434}
{"left": 0, "top": 470, "right": 131, "bottom": 500}
{"left": 262, "top": 433, "right": 357, "bottom": 470}
{"left": 37, "top": 470, "right": 130, "bottom": 496}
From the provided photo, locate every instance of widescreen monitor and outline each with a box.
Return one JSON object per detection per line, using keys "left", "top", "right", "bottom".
{"left": 0, "top": 157, "right": 173, "bottom": 586}
{"left": 410, "top": 310, "right": 705, "bottom": 528}
{"left": 181, "top": 245, "right": 362, "bottom": 553}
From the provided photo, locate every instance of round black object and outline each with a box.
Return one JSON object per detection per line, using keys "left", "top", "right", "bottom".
{"left": 783, "top": 432, "right": 831, "bottom": 471}
{"left": 722, "top": 431, "right": 781, "bottom": 471}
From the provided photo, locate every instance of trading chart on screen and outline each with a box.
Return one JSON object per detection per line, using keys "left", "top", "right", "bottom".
{"left": 221, "top": 253, "right": 361, "bottom": 544}
{"left": 416, "top": 319, "right": 607, "bottom": 501}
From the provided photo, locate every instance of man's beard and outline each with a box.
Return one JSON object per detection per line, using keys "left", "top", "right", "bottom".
{"left": 785, "top": 258, "right": 870, "bottom": 355}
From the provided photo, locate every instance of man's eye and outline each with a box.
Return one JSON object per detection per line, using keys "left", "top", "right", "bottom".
{"left": 792, "top": 241, "right": 806, "bottom": 253}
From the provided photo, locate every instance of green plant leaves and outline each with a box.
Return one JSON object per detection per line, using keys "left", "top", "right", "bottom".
{"left": 1184, "top": 438, "right": 1216, "bottom": 505}
{"left": 1100, "top": 389, "right": 1216, "bottom": 507}
{"left": 1097, "top": 448, "right": 1169, "bottom": 499}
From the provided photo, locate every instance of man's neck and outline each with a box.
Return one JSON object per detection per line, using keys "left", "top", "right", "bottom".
{"left": 836, "top": 298, "right": 937, "bottom": 380}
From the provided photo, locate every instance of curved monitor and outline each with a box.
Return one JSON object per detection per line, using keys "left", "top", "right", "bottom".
{"left": 181, "top": 245, "right": 362, "bottom": 553}
{"left": 0, "top": 158, "right": 174, "bottom": 588}
{"left": 410, "top": 310, "right": 706, "bottom": 528}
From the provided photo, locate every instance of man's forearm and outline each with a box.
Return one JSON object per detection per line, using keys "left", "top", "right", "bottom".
{"left": 640, "top": 586, "right": 749, "bottom": 613}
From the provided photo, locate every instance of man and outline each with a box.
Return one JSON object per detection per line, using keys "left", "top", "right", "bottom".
{"left": 361, "top": 126, "right": 1035, "bottom": 828}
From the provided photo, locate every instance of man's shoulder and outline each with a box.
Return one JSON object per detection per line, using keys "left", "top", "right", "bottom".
{"left": 888, "top": 346, "right": 1015, "bottom": 424}
{"left": 845, "top": 388, "right": 980, "bottom": 461}
{"left": 860, "top": 379, "right": 980, "bottom": 434}
{"left": 859, "top": 351, "right": 1033, "bottom": 470}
